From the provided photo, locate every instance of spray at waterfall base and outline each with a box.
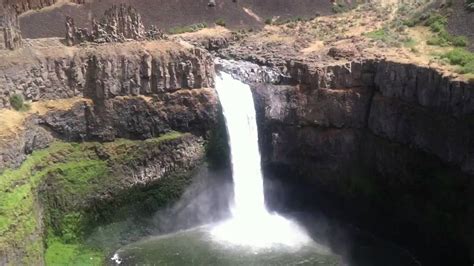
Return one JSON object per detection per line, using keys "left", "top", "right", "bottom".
{"left": 111, "top": 73, "right": 337, "bottom": 265}
{"left": 210, "top": 72, "right": 312, "bottom": 249}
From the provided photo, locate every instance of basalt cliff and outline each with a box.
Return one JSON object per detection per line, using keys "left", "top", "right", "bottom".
{"left": 0, "top": 0, "right": 474, "bottom": 265}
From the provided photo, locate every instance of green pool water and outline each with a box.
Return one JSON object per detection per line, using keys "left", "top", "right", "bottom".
{"left": 111, "top": 226, "right": 342, "bottom": 265}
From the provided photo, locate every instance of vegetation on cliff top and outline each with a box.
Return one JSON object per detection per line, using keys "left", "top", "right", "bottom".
{"left": 0, "top": 132, "right": 189, "bottom": 265}
{"left": 9, "top": 94, "right": 30, "bottom": 112}
{"left": 441, "top": 48, "right": 474, "bottom": 74}
{"left": 466, "top": 0, "right": 474, "bottom": 11}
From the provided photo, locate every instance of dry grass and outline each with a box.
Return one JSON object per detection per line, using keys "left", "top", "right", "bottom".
{"left": 300, "top": 41, "right": 325, "bottom": 54}
{"left": 176, "top": 26, "right": 231, "bottom": 38}
{"left": 0, "top": 98, "right": 89, "bottom": 141}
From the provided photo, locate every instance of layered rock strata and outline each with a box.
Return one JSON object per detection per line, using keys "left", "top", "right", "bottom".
{"left": 0, "top": 40, "right": 214, "bottom": 108}
{"left": 0, "top": 4, "right": 22, "bottom": 50}
{"left": 216, "top": 52, "right": 474, "bottom": 263}
{"left": 245, "top": 58, "right": 474, "bottom": 264}
{"left": 0, "top": 40, "right": 218, "bottom": 264}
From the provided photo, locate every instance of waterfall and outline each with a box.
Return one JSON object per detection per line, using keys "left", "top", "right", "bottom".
{"left": 212, "top": 72, "right": 311, "bottom": 248}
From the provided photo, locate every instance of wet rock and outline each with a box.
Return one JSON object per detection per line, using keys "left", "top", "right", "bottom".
{"left": 39, "top": 88, "right": 218, "bottom": 142}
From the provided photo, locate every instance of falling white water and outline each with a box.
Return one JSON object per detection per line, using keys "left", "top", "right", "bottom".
{"left": 212, "top": 72, "right": 311, "bottom": 248}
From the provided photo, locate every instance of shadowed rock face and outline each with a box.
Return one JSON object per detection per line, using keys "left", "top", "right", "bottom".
{"left": 40, "top": 88, "right": 218, "bottom": 142}
{"left": 65, "top": 4, "right": 165, "bottom": 46}
{"left": 246, "top": 58, "right": 474, "bottom": 265}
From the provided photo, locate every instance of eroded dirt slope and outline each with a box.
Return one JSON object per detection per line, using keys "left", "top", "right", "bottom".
{"left": 18, "top": 0, "right": 333, "bottom": 38}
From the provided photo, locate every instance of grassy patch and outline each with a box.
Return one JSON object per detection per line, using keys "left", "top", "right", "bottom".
{"left": 365, "top": 27, "right": 403, "bottom": 47}
{"left": 45, "top": 238, "right": 103, "bottom": 266}
{"left": 441, "top": 48, "right": 474, "bottom": 74}
{"left": 168, "top": 23, "right": 207, "bottom": 34}
{"left": 403, "top": 37, "right": 417, "bottom": 48}
{"left": 272, "top": 16, "right": 313, "bottom": 26}
{"left": 0, "top": 132, "right": 187, "bottom": 263}
{"left": 422, "top": 13, "right": 469, "bottom": 47}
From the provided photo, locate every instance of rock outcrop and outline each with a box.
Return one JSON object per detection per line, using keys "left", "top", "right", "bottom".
{"left": 65, "top": 4, "right": 164, "bottom": 46}
{"left": 0, "top": 36, "right": 219, "bottom": 264}
{"left": 0, "top": 40, "right": 214, "bottom": 108}
{"left": 232, "top": 57, "right": 474, "bottom": 264}
{"left": 0, "top": 132, "right": 206, "bottom": 265}
{"left": 40, "top": 88, "right": 218, "bottom": 142}
{"left": 0, "top": 4, "right": 22, "bottom": 50}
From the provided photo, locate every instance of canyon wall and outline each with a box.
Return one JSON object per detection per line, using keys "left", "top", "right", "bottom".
{"left": 0, "top": 133, "right": 206, "bottom": 265}
{"left": 250, "top": 59, "right": 474, "bottom": 264}
{"left": 0, "top": 41, "right": 214, "bottom": 108}
{"left": 0, "top": 4, "right": 22, "bottom": 50}
{"left": 0, "top": 40, "right": 217, "bottom": 172}
{"left": 0, "top": 39, "right": 218, "bottom": 264}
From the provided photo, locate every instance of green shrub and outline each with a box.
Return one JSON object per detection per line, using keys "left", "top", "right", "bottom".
{"left": 459, "top": 61, "right": 474, "bottom": 74}
{"left": 403, "top": 18, "right": 418, "bottom": 27}
{"left": 264, "top": 18, "right": 273, "bottom": 25}
{"left": 450, "top": 35, "right": 468, "bottom": 47}
{"left": 427, "top": 36, "right": 450, "bottom": 46}
{"left": 215, "top": 18, "right": 226, "bottom": 27}
{"left": 366, "top": 28, "right": 389, "bottom": 40}
{"left": 9, "top": 94, "right": 30, "bottom": 111}
{"left": 425, "top": 13, "right": 447, "bottom": 27}
{"left": 365, "top": 28, "right": 401, "bottom": 46}
{"left": 403, "top": 37, "right": 417, "bottom": 48}
{"left": 430, "top": 20, "right": 445, "bottom": 32}
{"left": 442, "top": 49, "right": 468, "bottom": 65}
{"left": 441, "top": 48, "right": 474, "bottom": 74}
{"left": 168, "top": 23, "right": 207, "bottom": 34}
{"left": 421, "top": 13, "right": 469, "bottom": 47}
{"left": 466, "top": 0, "right": 474, "bottom": 11}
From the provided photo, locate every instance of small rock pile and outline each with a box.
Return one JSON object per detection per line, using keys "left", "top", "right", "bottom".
{"left": 66, "top": 4, "right": 165, "bottom": 46}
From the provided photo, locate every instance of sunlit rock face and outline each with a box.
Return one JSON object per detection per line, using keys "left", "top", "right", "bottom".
{"left": 0, "top": 42, "right": 214, "bottom": 109}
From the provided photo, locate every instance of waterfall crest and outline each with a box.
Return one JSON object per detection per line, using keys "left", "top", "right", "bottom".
{"left": 212, "top": 72, "right": 311, "bottom": 248}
